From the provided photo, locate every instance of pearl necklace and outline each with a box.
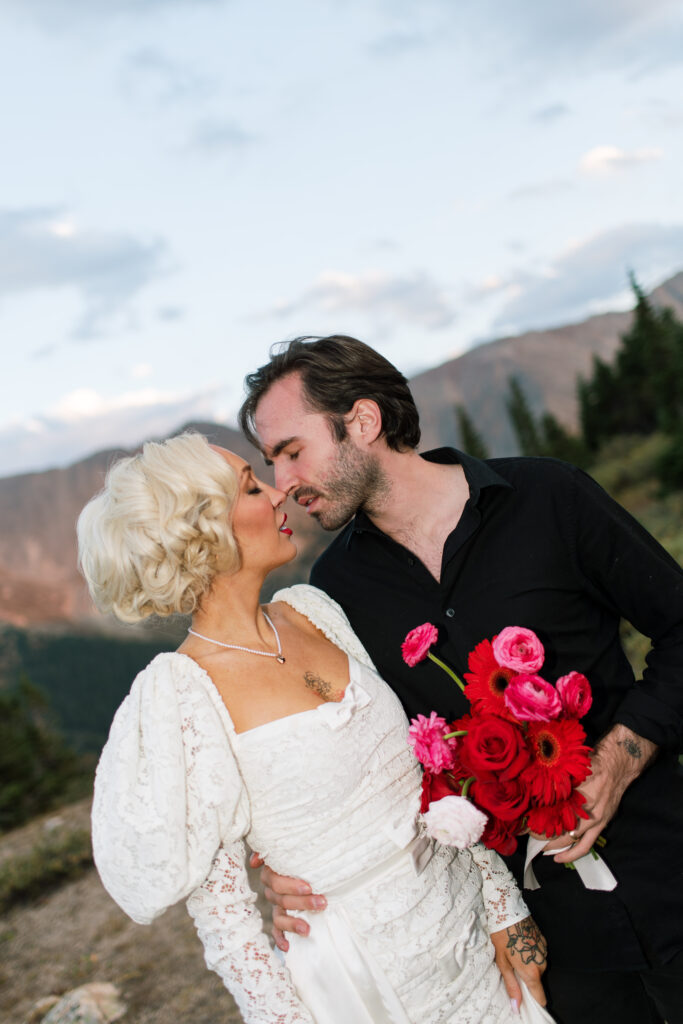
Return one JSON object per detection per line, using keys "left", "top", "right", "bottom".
{"left": 188, "top": 611, "right": 286, "bottom": 663}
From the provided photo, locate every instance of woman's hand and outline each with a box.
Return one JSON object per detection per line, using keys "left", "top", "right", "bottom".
{"left": 490, "top": 916, "right": 547, "bottom": 1013}
{"left": 249, "top": 852, "right": 327, "bottom": 951}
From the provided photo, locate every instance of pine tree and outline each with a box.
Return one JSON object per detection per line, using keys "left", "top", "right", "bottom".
{"left": 578, "top": 357, "right": 619, "bottom": 452}
{"left": 0, "top": 675, "right": 84, "bottom": 833}
{"left": 506, "top": 376, "right": 588, "bottom": 465}
{"left": 506, "top": 376, "right": 543, "bottom": 456}
{"left": 577, "top": 276, "right": 683, "bottom": 450}
{"left": 455, "top": 404, "right": 490, "bottom": 460}
{"left": 539, "top": 412, "right": 590, "bottom": 468}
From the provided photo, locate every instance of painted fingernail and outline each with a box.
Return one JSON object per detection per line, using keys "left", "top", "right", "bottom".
{"left": 295, "top": 923, "right": 309, "bottom": 935}
{"left": 312, "top": 896, "right": 327, "bottom": 910}
{"left": 511, "top": 998, "right": 519, "bottom": 1015}
{"left": 297, "top": 884, "right": 312, "bottom": 895}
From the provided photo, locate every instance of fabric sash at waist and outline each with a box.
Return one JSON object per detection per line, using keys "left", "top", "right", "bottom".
{"left": 283, "top": 833, "right": 434, "bottom": 1024}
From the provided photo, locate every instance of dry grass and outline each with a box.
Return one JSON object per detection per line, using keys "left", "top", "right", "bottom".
{"left": 0, "top": 802, "right": 271, "bottom": 1024}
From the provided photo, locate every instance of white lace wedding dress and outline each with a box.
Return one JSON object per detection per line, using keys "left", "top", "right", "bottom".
{"left": 92, "top": 585, "right": 536, "bottom": 1024}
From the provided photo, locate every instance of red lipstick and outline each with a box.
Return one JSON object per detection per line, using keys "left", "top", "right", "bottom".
{"left": 279, "top": 513, "right": 293, "bottom": 536}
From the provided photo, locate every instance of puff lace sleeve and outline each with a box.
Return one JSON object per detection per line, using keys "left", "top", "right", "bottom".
{"left": 91, "top": 653, "right": 313, "bottom": 1024}
{"left": 469, "top": 843, "right": 530, "bottom": 934}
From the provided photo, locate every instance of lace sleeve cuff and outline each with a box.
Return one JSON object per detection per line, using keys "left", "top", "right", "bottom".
{"left": 186, "top": 843, "right": 314, "bottom": 1024}
{"left": 470, "top": 843, "right": 530, "bottom": 934}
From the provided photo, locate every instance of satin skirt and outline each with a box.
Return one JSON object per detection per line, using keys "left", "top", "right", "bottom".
{"left": 282, "top": 835, "right": 555, "bottom": 1024}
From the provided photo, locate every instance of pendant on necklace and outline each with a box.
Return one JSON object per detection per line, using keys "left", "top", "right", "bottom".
{"left": 276, "top": 655, "right": 286, "bottom": 664}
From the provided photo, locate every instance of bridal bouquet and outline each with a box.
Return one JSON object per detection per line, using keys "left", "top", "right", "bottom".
{"left": 403, "top": 623, "right": 594, "bottom": 856}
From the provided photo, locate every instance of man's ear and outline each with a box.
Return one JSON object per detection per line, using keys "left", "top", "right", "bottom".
{"left": 345, "top": 399, "right": 382, "bottom": 445}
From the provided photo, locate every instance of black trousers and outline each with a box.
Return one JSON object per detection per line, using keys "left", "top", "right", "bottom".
{"left": 544, "top": 950, "right": 683, "bottom": 1024}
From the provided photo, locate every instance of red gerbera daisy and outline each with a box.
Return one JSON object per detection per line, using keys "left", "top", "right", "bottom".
{"left": 522, "top": 717, "right": 592, "bottom": 804}
{"left": 526, "top": 788, "right": 590, "bottom": 838}
{"left": 464, "top": 638, "right": 516, "bottom": 718}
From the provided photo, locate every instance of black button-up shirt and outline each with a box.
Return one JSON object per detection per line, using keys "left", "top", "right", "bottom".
{"left": 310, "top": 448, "right": 683, "bottom": 971}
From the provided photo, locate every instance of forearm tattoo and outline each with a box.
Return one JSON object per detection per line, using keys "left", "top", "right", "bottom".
{"left": 505, "top": 917, "right": 548, "bottom": 966}
{"left": 617, "top": 737, "right": 642, "bottom": 759}
{"left": 304, "top": 671, "right": 341, "bottom": 702}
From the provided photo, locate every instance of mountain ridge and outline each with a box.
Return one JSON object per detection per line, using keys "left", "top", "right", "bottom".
{"left": 2, "top": 270, "right": 682, "bottom": 627}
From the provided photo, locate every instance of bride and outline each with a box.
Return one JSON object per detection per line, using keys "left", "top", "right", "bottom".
{"left": 78, "top": 432, "right": 551, "bottom": 1024}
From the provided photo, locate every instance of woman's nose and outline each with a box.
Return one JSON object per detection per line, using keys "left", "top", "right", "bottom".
{"left": 267, "top": 482, "right": 287, "bottom": 507}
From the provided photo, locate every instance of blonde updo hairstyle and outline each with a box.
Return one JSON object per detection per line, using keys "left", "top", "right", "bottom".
{"left": 77, "top": 433, "right": 240, "bottom": 622}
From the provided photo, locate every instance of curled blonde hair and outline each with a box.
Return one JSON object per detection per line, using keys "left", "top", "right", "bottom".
{"left": 77, "top": 433, "right": 240, "bottom": 622}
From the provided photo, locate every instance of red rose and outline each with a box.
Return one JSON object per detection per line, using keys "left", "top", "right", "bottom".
{"left": 492, "top": 626, "right": 545, "bottom": 673}
{"left": 481, "top": 814, "right": 523, "bottom": 856}
{"left": 526, "top": 789, "right": 590, "bottom": 838}
{"left": 503, "top": 674, "right": 562, "bottom": 722}
{"left": 459, "top": 714, "right": 530, "bottom": 781}
{"left": 420, "top": 770, "right": 457, "bottom": 813}
{"left": 556, "top": 671, "right": 593, "bottom": 719}
{"left": 470, "top": 777, "right": 530, "bottom": 822}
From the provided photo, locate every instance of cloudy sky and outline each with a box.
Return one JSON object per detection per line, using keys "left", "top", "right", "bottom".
{"left": 2, "top": 0, "right": 683, "bottom": 478}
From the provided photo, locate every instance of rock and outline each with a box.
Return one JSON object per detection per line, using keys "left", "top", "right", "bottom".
{"left": 24, "top": 996, "right": 60, "bottom": 1023}
{"left": 40, "top": 984, "right": 126, "bottom": 1024}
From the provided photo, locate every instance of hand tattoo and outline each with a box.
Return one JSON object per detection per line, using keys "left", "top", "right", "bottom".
{"left": 617, "top": 737, "right": 642, "bottom": 759}
{"left": 505, "top": 917, "right": 548, "bottom": 966}
{"left": 304, "top": 671, "right": 342, "bottom": 702}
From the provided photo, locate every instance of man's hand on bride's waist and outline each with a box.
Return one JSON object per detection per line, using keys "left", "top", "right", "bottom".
{"left": 249, "top": 851, "right": 327, "bottom": 951}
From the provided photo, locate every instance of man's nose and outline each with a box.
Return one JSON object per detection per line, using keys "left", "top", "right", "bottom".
{"left": 273, "top": 462, "right": 297, "bottom": 496}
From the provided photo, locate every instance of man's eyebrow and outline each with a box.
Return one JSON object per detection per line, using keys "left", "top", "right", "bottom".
{"left": 267, "top": 437, "right": 298, "bottom": 460}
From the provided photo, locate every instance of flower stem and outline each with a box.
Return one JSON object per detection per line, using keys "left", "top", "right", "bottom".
{"left": 443, "top": 730, "right": 468, "bottom": 740}
{"left": 428, "top": 652, "right": 465, "bottom": 691}
{"left": 460, "top": 776, "right": 476, "bottom": 798}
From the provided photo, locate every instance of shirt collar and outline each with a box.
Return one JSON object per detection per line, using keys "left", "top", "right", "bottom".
{"left": 348, "top": 447, "right": 512, "bottom": 541}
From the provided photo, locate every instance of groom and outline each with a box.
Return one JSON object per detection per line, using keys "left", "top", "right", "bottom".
{"left": 239, "top": 335, "right": 683, "bottom": 1024}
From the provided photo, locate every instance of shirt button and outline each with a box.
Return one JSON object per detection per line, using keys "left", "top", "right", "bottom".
{"left": 408, "top": 557, "right": 415, "bottom": 566}
{"left": 445, "top": 608, "right": 455, "bottom": 618}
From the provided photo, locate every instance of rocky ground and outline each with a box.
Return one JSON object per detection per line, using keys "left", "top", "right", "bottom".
{"left": 1, "top": 800, "right": 272, "bottom": 1024}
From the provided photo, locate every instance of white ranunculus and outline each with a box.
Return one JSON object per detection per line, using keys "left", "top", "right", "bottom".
{"left": 423, "top": 795, "right": 487, "bottom": 849}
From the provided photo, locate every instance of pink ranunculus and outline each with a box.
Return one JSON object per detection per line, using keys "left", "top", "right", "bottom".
{"left": 423, "top": 794, "right": 488, "bottom": 849}
{"left": 503, "top": 674, "right": 562, "bottom": 722}
{"left": 402, "top": 623, "right": 439, "bottom": 667}
{"left": 556, "top": 671, "right": 593, "bottom": 718}
{"left": 408, "top": 712, "right": 458, "bottom": 773}
{"left": 492, "top": 627, "right": 545, "bottom": 673}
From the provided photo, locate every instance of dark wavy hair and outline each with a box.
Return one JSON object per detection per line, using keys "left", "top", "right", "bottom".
{"left": 239, "top": 335, "right": 421, "bottom": 452}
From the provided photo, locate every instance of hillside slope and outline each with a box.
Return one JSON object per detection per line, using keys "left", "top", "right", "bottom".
{"left": 411, "top": 272, "right": 683, "bottom": 452}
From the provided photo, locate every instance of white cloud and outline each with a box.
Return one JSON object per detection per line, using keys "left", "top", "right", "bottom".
{"left": 188, "top": 120, "right": 257, "bottom": 155}
{"left": 460, "top": 0, "right": 683, "bottom": 77}
{"left": 267, "top": 269, "right": 456, "bottom": 331}
{"left": 579, "top": 145, "right": 663, "bottom": 175}
{"left": 531, "top": 103, "right": 571, "bottom": 122}
{"left": 492, "top": 222, "right": 683, "bottom": 333}
{"left": 508, "top": 180, "right": 574, "bottom": 201}
{"left": 47, "top": 387, "right": 176, "bottom": 424}
{"left": 0, "top": 387, "right": 221, "bottom": 479}
{"left": 0, "top": 208, "right": 166, "bottom": 338}
{"left": 121, "top": 48, "right": 215, "bottom": 107}
{"left": 131, "top": 363, "right": 153, "bottom": 380}
{"left": 10, "top": 0, "right": 225, "bottom": 30}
